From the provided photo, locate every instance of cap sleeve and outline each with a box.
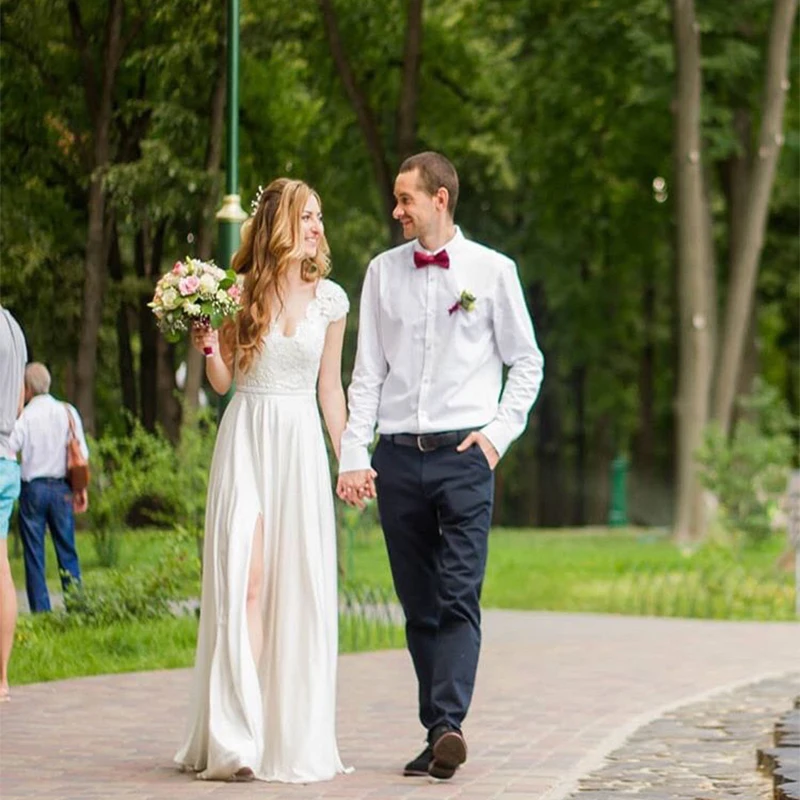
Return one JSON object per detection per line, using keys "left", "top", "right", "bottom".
{"left": 318, "top": 280, "right": 349, "bottom": 323}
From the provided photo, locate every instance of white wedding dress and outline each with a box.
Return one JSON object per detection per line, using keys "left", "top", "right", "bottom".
{"left": 175, "top": 278, "right": 350, "bottom": 783}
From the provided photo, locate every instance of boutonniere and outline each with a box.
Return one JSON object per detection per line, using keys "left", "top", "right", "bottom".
{"left": 448, "top": 290, "right": 477, "bottom": 316}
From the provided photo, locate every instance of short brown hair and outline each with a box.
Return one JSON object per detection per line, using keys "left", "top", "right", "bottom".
{"left": 398, "top": 151, "right": 459, "bottom": 216}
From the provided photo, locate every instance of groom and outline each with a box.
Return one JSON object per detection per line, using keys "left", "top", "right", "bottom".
{"left": 337, "top": 151, "right": 544, "bottom": 780}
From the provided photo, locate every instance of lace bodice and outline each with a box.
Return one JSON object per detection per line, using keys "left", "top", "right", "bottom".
{"left": 235, "top": 279, "right": 349, "bottom": 395}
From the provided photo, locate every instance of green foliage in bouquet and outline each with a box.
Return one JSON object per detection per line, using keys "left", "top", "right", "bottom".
{"left": 149, "top": 258, "right": 242, "bottom": 343}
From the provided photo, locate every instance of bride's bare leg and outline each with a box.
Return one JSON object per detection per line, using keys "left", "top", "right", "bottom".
{"left": 246, "top": 515, "right": 265, "bottom": 669}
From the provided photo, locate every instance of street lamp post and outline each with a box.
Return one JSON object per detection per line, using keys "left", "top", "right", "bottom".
{"left": 216, "top": 0, "right": 247, "bottom": 418}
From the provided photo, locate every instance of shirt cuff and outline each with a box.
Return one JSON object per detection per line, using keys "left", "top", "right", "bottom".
{"left": 479, "top": 421, "right": 514, "bottom": 461}
{"left": 338, "top": 445, "right": 373, "bottom": 474}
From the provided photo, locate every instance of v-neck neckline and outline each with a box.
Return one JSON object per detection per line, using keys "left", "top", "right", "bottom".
{"left": 271, "top": 280, "right": 321, "bottom": 339}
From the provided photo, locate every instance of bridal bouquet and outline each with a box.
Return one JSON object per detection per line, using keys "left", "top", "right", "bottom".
{"left": 150, "top": 258, "right": 242, "bottom": 353}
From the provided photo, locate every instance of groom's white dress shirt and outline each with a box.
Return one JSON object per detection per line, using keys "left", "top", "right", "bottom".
{"left": 339, "top": 227, "right": 544, "bottom": 473}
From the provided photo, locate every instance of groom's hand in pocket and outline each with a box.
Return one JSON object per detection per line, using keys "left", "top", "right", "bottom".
{"left": 337, "top": 469, "right": 377, "bottom": 509}
{"left": 456, "top": 431, "right": 499, "bottom": 470}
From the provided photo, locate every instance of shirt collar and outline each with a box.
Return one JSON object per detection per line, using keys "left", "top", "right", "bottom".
{"left": 27, "top": 393, "right": 52, "bottom": 408}
{"left": 414, "top": 225, "right": 464, "bottom": 257}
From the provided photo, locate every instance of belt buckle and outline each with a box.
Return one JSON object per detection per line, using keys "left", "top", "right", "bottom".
{"left": 416, "top": 434, "right": 435, "bottom": 452}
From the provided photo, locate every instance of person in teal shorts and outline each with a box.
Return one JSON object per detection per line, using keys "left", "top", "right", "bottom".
{"left": 0, "top": 306, "right": 27, "bottom": 701}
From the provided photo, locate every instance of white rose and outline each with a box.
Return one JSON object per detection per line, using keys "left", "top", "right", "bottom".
{"left": 215, "top": 289, "right": 228, "bottom": 303}
{"left": 198, "top": 274, "right": 217, "bottom": 295}
{"left": 161, "top": 287, "right": 180, "bottom": 309}
{"left": 183, "top": 302, "right": 202, "bottom": 317}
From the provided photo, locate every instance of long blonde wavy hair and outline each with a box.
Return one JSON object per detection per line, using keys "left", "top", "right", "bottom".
{"left": 224, "top": 178, "right": 331, "bottom": 373}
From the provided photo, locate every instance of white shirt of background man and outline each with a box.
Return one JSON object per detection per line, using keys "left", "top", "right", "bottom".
{"left": 9, "top": 394, "right": 90, "bottom": 482}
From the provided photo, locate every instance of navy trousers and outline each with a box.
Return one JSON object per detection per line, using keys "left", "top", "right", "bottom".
{"left": 372, "top": 436, "right": 494, "bottom": 734}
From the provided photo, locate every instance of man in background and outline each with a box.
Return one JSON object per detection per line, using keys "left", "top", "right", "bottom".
{"left": 10, "top": 363, "right": 88, "bottom": 613}
{"left": 0, "top": 306, "right": 27, "bottom": 700}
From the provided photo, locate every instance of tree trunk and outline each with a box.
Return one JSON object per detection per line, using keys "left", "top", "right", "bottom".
{"left": 631, "top": 270, "right": 660, "bottom": 525}
{"left": 136, "top": 226, "right": 158, "bottom": 432}
{"left": 396, "top": 0, "right": 423, "bottom": 161}
{"left": 185, "top": 8, "right": 227, "bottom": 411}
{"left": 536, "top": 383, "right": 565, "bottom": 527}
{"left": 318, "top": 0, "right": 396, "bottom": 235}
{"left": 712, "top": 0, "right": 798, "bottom": 433}
{"left": 157, "top": 340, "right": 181, "bottom": 442}
{"left": 108, "top": 222, "right": 137, "bottom": 419}
{"left": 633, "top": 272, "right": 656, "bottom": 473}
{"left": 587, "top": 415, "right": 613, "bottom": 524}
{"left": 150, "top": 222, "right": 180, "bottom": 440}
{"left": 572, "top": 365, "right": 586, "bottom": 526}
{"left": 527, "top": 282, "right": 565, "bottom": 527}
{"left": 718, "top": 112, "right": 760, "bottom": 416}
{"left": 319, "top": 0, "right": 424, "bottom": 243}
{"left": 671, "top": 0, "right": 715, "bottom": 543}
{"left": 70, "top": 0, "right": 125, "bottom": 434}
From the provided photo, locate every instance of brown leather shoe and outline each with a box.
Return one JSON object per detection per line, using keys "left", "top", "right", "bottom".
{"left": 429, "top": 726, "right": 467, "bottom": 780}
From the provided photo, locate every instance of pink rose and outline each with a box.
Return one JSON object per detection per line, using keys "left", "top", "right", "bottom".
{"left": 227, "top": 285, "right": 241, "bottom": 301}
{"left": 172, "top": 261, "right": 185, "bottom": 275}
{"left": 178, "top": 275, "right": 201, "bottom": 296}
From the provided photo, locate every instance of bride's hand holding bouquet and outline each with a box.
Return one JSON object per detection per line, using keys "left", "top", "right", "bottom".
{"left": 149, "top": 258, "right": 242, "bottom": 356}
{"left": 190, "top": 325, "right": 220, "bottom": 358}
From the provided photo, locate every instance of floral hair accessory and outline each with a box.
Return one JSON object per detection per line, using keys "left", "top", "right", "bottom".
{"left": 250, "top": 184, "right": 266, "bottom": 215}
{"left": 448, "top": 290, "right": 477, "bottom": 316}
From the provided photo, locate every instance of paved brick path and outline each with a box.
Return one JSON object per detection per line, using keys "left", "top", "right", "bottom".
{"left": 1, "top": 611, "right": 798, "bottom": 799}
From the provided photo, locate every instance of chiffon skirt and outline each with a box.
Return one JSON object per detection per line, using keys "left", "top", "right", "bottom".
{"left": 175, "top": 389, "right": 348, "bottom": 782}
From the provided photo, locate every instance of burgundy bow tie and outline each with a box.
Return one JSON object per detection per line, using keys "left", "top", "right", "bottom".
{"left": 414, "top": 249, "right": 450, "bottom": 269}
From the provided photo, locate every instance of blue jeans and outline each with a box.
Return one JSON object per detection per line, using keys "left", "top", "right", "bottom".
{"left": 19, "top": 478, "right": 82, "bottom": 613}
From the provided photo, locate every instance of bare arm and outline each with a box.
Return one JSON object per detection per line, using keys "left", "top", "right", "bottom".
{"left": 317, "top": 316, "right": 347, "bottom": 462}
{"left": 191, "top": 327, "right": 235, "bottom": 396}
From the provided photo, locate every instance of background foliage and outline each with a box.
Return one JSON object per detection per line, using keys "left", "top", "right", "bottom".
{"left": 1, "top": 0, "right": 797, "bottom": 530}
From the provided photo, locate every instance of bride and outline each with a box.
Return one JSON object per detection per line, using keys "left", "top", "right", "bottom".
{"left": 175, "top": 178, "right": 350, "bottom": 783}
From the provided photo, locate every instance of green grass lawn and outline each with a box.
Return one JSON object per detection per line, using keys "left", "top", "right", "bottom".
{"left": 10, "top": 615, "right": 200, "bottom": 685}
{"left": 345, "top": 526, "right": 795, "bottom": 619}
{"left": 11, "top": 612, "right": 404, "bottom": 686}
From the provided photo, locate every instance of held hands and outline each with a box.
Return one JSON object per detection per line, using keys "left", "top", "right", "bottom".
{"left": 336, "top": 469, "right": 378, "bottom": 510}
{"left": 456, "top": 430, "right": 500, "bottom": 470}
